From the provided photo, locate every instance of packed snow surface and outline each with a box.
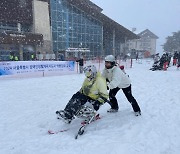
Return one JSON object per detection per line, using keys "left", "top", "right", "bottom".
{"left": 0, "top": 60, "right": 180, "bottom": 154}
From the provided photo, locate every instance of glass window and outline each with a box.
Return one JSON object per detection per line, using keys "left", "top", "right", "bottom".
{"left": 57, "top": 21, "right": 62, "bottom": 27}
{"left": 57, "top": 13, "right": 62, "bottom": 21}
{"left": 94, "top": 35, "right": 97, "bottom": 42}
{"left": 51, "top": 1, "right": 57, "bottom": 10}
{"left": 58, "top": 42, "right": 65, "bottom": 50}
{"left": 57, "top": 34, "right": 63, "bottom": 41}
{"left": 69, "top": 14, "right": 73, "bottom": 22}
{"left": 57, "top": 1, "right": 62, "bottom": 10}
{"left": 82, "top": 35, "right": 85, "bottom": 42}
{"left": 50, "top": 0, "right": 103, "bottom": 54}
{"left": 53, "top": 42, "right": 58, "bottom": 51}
{"left": 52, "top": 23, "right": 57, "bottom": 32}
{"left": 52, "top": 32, "right": 57, "bottom": 40}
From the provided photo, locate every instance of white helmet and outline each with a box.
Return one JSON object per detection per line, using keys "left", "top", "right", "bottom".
{"left": 83, "top": 65, "right": 97, "bottom": 80}
{"left": 105, "top": 55, "right": 115, "bottom": 62}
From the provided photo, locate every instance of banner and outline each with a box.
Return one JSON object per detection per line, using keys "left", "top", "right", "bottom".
{"left": 0, "top": 61, "right": 75, "bottom": 76}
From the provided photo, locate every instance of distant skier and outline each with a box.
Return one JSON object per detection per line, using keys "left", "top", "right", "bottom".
{"left": 150, "top": 53, "right": 161, "bottom": 71}
{"left": 177, "top": 52, "right": 180, "bottom": 69}
{"left": 167, "top": 52, "right": 172, "bottom": 67}
{"left": 102, "top": 55, "right": 141, "bottom": 116}
{"left": 159, "top": 53, "right": 168, "bottom": 70}
{"left": 136, "top": 52, "right": 139, "bottom": 61}
{"left": 56, "top": 65, "right": 108, "bottom": 123}
{"left": 173, "top": 51, "right": 178, "bottom": 66}
{"left": 154, "top": 53, "right": 160, "bottom": 63}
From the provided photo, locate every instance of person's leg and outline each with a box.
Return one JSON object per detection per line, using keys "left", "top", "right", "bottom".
{"left": 79, "top": 66, "right": 83, "bottom": 73}
{"left": 63, "top": 92, "right": 88, "bottom": 119}
{"left": 122, "top": 85, "right": 141, "bottom": 113}
{"left": 108, "top": 87, "right": 120, "bottom": 110}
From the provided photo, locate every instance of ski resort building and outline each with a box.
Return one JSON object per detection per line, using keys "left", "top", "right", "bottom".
{"left": 0, "top": 0, "right": 138, "bottom": 61}
{"left": 127, "top": 29, "right": 159, "bottom": 57}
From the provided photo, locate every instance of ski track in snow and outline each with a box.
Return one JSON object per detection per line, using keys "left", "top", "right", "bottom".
{"left": 0, "top": 60, "right": 180, "bottom": 154}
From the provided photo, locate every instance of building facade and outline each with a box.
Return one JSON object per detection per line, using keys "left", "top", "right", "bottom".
{"left": 0, "top": 0, "right": 138, "bottom": 61}
{"left": 50, "top": 0, "right": 103, "bottom": 58}
{"left": 127, "top": 29, "right": 159, "bottom": 56}
{"left": 0, "top": 0, "right": 47, "bottom": 61}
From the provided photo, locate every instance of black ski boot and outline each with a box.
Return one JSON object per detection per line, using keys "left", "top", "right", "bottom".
{"left": 56, "top": 110, "right": 74, "bottom": 124}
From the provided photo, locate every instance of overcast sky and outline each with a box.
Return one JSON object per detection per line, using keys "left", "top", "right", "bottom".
{"left": 91, "top": 0, "right": 180, "bottom": 53}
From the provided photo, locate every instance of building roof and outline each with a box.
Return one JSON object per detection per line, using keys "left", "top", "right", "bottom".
{"left": 67, "top": 0, "right": 103, "bottom": 13}
{"left": 67, "top": 0, "right": 139, "bottom": 40}
{"left": 101, "top": 13, "right": 139, "bottom": 40}
{"left": 138, "top": 29, "right": 159, "bottom": 39}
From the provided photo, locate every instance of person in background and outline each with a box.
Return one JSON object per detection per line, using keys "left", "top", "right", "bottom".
{"left": 136, "top": 52, "right": 139, "bottom": 61}
{"left": 154, "top": 53, "right": 160, "bottom": 63}
{"left": 177, "top": 52, "right": 180, "bottom": 69}
{"left": 31, "top": 53, "right": 35, "bottom": 61}
{"left": 173, "top": 51, "right": 178, "bottom": 66}
{"left": 9, "top": 51, "right": 14, "bottom": 61}
{"left": 159, "top": 53, "right": 168, "bottom": 69}
{"left": 76, "top": 56, "right": 84, "bottom": 73}
{"left": 9, "top": 54, "right": 14, "bottom": 61}
{"left": 59, "top": 53, "right": 65, "bottom": 61}
{"left": 14, "top": 55, "right": 19, "bottom": 61}
{"left": 167, "top": 52, "right": 172, "bottom": 67}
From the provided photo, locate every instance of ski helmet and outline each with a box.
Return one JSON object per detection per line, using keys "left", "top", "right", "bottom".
{"left": 105, "top": 55, "right": 115, "bottom": 62}
{"left": 105, "top": 55, "right": 116, "bottom": 69}
{"left": 83, "top": 65, "right": 97, "bottom": 80}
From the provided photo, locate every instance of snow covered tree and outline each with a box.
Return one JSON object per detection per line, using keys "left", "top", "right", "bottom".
{"left": 163, "top": 31, "right": 180, "bottom": 52}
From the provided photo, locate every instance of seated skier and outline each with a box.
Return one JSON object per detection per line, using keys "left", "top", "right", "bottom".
{"left": 56, "top": 65, "right": 109, "bottom": 123}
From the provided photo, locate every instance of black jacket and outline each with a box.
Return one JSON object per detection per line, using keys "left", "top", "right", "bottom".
{"left": 76, "top": 58, "right": 84, "bottom": 66}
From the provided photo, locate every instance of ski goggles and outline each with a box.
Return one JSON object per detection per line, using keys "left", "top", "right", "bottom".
{"left": 84, "top": 70, "right": 92, "bottom": 78}
{"left": 83, "top": 67, "right": 92, "bottom": 78}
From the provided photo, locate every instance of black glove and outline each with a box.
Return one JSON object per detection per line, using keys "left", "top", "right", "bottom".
{"left": 92, "top": 100, "right": 101, "bottom": 111}
{"left": 106, "top": 79, "right": 110, "bottom": 90}
{"left": 106, "top": 78, "right": 110, "bottom": 82}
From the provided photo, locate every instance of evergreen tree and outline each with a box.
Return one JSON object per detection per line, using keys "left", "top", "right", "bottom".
{"left": 163, "top": 31, "right": 180, "bottom": 52}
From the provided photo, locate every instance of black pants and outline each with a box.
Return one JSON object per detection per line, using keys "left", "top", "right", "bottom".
{"left": 64, "top": 92, "right": 94, "bottom": 119}
{"left": 109, "top": 85, "right": 141, "bottom": 112}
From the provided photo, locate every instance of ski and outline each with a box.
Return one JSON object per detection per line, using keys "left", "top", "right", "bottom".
{"left": 48, "top": 114, "right": 101, "bottom": 136}
{"left": 48, "top": 129, "right": 69, "bottom": 134}
{"left": 75, "top": 114, "right": 100, "bottom": 139}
